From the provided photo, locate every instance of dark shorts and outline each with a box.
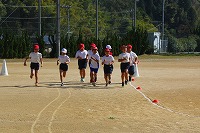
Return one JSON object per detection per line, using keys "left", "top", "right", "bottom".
{"left": 60, "top": 63, "right": 68, "bottom": 71}
{"left": 128, "top": 65, "right": 134, "bottom": 75}
{"left": 78, "top": 59, "right": 87, "bottom": 69}
{"left": 90, "top": 67, "right": 99, "bottom": 73}
{"left": 120, "top": 62, "right": 130, "bottom": 72}
{"left": 30, "top": 62, "right": 39, "bottom": 70}
{"left": 104, "top": 64, "right": 113, "bottom": 74}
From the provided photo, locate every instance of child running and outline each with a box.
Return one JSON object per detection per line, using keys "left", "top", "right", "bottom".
{"left": 89, "top": 46, "right": 100, "bottom": 86}
{"left": 127, "top": 44, "right": 138, "bottom": 81}
{"left": 75, "top": 43, "right": 88, "bottom": 82}
{"left": 88, "top": 43, "right": 97, "bottom": 83}
{"left": 24, "top": 44, "right": 43, "bottom": 86}
{"left": 57, "top": 48, "right": 70, "bottom": 86}
{"left": 102, "top": 48, "right": 114, "bottom": 86}
{"left": 118, "top": 45, "right": 130, "bottom": 87}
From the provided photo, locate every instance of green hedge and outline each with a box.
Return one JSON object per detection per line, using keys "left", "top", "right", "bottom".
{"left": 0, "top": 28, "right": 150, "bottom": 58}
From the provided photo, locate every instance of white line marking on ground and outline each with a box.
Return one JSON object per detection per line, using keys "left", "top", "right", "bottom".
{"left": 31, "top": 88, "right": 61, "bottom": 133}
{"left": 48, "top": 89, "right": 72, "bottom": 133}
{"left": 129, "top": 82, "right": 200, "bottom": 118}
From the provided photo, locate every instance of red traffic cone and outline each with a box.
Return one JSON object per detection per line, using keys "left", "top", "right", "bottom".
{"left": 136, "top": 86, "right": 142, "bottom": 90}
{"left": 132, "top": 77, "right": 135, "bottom": 81}
{"left": 152, "top": 99, "right": 159, "bottom": 104}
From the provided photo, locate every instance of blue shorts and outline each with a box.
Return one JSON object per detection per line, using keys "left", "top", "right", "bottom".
{"left": 120, "top": 62, "right": 130, "bottom": 72}
{"left": 60, "top": 63, "right": 68, "bottom": 71}
{"left": 128, "top": 65, "right": 134, "bottom": 75}
{"left": 104, "top": 64, "right": 113, "bottom": 74}
{"left": 90, "top": 67, "right": 99, "bottom": 73}
{"left": 78, "top": 59, "right": 87, "bottom": 69}
{"left": 30, "top": 62, "right": 39, "bottom": 70}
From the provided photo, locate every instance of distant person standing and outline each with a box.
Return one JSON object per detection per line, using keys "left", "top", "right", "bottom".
{"left": 75, "top": 43, "right": 88, "bottom": 82}
{"left": 106, "top": 45, "right": 113, "bottom": 55}
{"left": 24, "top": 44, "right": 43, "bottom": 86}
{"left": 57, "top": 48, "right": 70, "bottom": 86}
{"left": 118, "top": 45, "right": 130, "bottom": 87}
{"left": 127, "top": 44, "right": 138, "bottom": 81}
{"left": 102, "top": 48, "right": 114, "bottom": 86}
{"left": 89, "top": 46, "right": 100, "bottom": 86}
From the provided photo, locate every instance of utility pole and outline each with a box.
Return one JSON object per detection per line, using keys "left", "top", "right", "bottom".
{"left": 161, "top": 0, "right": 165, "bottom": 54}
{"left": 96, "top": 0, "right": 99, "bottom": 43}
{"left": 38, "top": 0, "right": 41, "bottom": 36}
{"left": 132, "top": 9, "right": 134, "bottom": 29}
{"left": 56, "top": 0, "right": 60, "bottom": 56}
{"left": 134, "top": 0, "right": 139, "bottom": 32}
{"left": 62, "top": 5, "right": 71, "bottom": 42}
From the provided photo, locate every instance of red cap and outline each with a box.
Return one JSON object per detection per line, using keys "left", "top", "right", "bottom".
{"left": 34, "top": 45, "right": 39, "bottom": 49}
{"left": 127, "top": 44, "right": 132, "bottom": 49}
{"left": 90, "top": 43, "right": 96, "bottom": 47}
{"left": 79, "top": 43, "right": 85, "bottom": 49}
{"left": 105, "top": 48, "right": 110, "bottom": 52}
{"left": 93, "top": 46, "right": 98, "bottom": 50}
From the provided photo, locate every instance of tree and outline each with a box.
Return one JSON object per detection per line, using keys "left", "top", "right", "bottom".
{"left": 187, "top": 7, "right": 198, "bottom": 30}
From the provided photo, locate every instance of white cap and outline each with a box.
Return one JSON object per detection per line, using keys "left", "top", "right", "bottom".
{"left": 61, "top": 48, "right": 67, "bottom": 53}
{"left": 106, "top": 45, "right": 112, "bottom": 49}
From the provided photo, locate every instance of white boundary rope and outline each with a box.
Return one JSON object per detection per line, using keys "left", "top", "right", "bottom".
{"left": 129, "top": 82, "right": 200, "bottom": 118}
{"left": 31, "top": 88, "right": 61, "bottom": 133}
{"left": 48, "top": 89, "right": 71, "bottom": 133}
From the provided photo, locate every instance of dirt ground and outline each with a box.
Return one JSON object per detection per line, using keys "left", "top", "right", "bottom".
{"left": 0, "top": 55, "right": 200, "bottom": 133}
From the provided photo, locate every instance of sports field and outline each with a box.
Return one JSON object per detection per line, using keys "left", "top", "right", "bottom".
{"left": 0, "top": 55, "right": 200, "bottom": 133}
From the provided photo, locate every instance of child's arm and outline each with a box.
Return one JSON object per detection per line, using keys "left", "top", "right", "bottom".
{"left": 40, "top": 58, "right": 43, "bottom": 67}
{"left": 65, "top": 61, "right": 70, "bottom": 64}
{"left": 118, "top": 58, "right": 126, "bottom": 62}
{"left": 57, "top": 59, "right": 59, "bottom": 65}
{"left": 102, "top": 59, "right": 105, "bottom": 65}
{"left": 118, "top": 54, "right": 126, "bottom": 62}
{"left": 109, "top": 61, "right": 114, "bottom": 65}
{"left": 134, "top": 57, "right": 138, "bottom": 64}
{"left": 24, "top": 57, "right": 30, "bottom": 66}
{"left": 65, "top": 57, "right": 70, "bottom": 64}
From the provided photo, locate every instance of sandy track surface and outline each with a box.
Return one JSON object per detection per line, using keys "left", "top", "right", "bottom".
{"left": 0, "top": 56, "right": 200, "bottom": 133}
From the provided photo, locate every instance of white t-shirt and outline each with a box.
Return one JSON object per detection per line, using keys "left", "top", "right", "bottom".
{"left": 29, "top": 52, "right": 42, "bottom": 63}
{"left": 75, "top": 50, "right": 88, "bottom": 59}
{"left": 90, "top": 53, "right": 100, "bottom": 68}
{"left": 118, "top": 52, "right": 130, "bottom": 63}
{"left": 129, "top": 51, "right": 138, "bottom": 66}
{"left": 102, "top": 55, "right": 114, "bottom": 65}
{"left": 58, "top": 55, "right": 70, "bottom": 64}
{"left": 88, "top": 50, "right": 99, "bottom": 59}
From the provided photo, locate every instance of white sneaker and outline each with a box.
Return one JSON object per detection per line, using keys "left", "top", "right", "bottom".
{"left": 80, "top": 78, "right": 84, "bottom": 82}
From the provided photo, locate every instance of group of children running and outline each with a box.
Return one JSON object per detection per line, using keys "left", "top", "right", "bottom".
{"left": 24, "top": 43, "right": 138, "bottom": 87}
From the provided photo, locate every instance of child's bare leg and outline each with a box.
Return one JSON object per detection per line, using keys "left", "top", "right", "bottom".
{"left": 83, "top": 69, "right": 86, "bottom": 78}
{"left": 125, "top": 70, "right": 128, "bottom": 81}
{"left": 121, "top": 72, "right": 125, "bottom": 86}
{"left": 35, "top": 70, "right": 38, "bottom": 86}
{"left": 121, "top": 72, "right": 125, "bottom": 82}
{"left": 30, "top": 69, "right": 34, "bottom": 79}
{"left": 60, "top": 70, "right": 63, "bottom": 83}
{"left": 108, "top": 74, "right": 111, "bottom": 84}
{"left": 63, "top": 71, "right": 66, "bottom": 78}
{"left": 90, "top": 71, "right": 92, "bottom": 82}
{"left": 104, "top": 74, "right": 107, "bottom": 83}
{"left": 94, "top": 73, "right": 97, "bottom": 82}
{"left": 91, "top": 72, "right": 94, "bottom": 82}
